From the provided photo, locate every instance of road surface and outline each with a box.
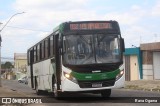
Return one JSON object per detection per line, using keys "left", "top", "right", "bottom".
{"left": 2, "top": 79, "right": 160, "bottom": 106}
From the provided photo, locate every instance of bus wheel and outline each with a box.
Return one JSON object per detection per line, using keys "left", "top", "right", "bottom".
{"left": 101, "top": 89, "right": 111, "bottom": 98}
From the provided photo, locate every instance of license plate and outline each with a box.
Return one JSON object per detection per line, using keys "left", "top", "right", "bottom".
{"left": 92, "top": 83, "right": 102, "bottom": 88}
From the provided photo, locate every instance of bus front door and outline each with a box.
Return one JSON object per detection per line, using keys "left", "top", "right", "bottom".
{"left": 54, "top": 34, "right": 62, "bottom": 90}
{"left": 30, "top": 49, "right": 34, "bottom": 89}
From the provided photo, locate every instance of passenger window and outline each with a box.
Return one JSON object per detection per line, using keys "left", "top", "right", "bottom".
{"left": 45, "top": 39, "right": 48, "bottom": 58}
{"left": 34, "top": 46, "right": 37, "bottom": 62}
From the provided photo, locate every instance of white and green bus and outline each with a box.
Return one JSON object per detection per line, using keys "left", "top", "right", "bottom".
{"left": 27, "top": 21, "right": 125, "bottom": 98}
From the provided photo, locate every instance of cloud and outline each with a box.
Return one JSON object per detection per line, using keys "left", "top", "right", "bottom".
{"left": 13, "top": 0, "right": 87, "bottom": 11}
{"left": 151, "top": 1, "right": 160, "bottom": 16}
{"left": 11, "top": 0, "right": 100, "bottom": 31}
{"left": 122, "top": 25, "right": 155, "bottom": 47}
{"left": 103, "top": 3, "right": 160, "bottom": 47}
{"left": 105, "top": 5, "right": 147, "bottom": 25}
{"left": 2, "top": 0, "right": 96, "bottom": 57}
{"left": 1, "top": 0, "right": 160, "bottom": 57}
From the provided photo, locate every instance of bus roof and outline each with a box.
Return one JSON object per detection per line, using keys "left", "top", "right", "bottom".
{"left": 58, "top": 21, "right": 120, "bottom": 35}
{"left": 28, "top": 20, "right": 120, "bottom": 51}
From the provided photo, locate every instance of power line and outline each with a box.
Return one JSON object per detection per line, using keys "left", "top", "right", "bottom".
{"left": 1, "top": 57, "right": 14, "bottom": 60}
{"left": 6, "top": 25, "right": 51, "bottom": 32}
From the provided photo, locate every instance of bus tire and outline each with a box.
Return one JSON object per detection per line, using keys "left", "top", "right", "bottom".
{"left": 101, "top": 89, "right": 111, "bottom": 98}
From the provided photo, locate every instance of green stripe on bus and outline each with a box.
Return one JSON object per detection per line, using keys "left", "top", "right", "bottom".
{"left": 71, "top": 69, "right": 120, "bottom": 81}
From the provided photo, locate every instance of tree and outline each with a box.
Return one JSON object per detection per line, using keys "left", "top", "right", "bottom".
{"left": 1, "top": 61, "right": 14, "bottom": 69}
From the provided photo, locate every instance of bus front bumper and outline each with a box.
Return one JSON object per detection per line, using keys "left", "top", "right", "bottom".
{"left": 61, "top": 75, "right": 125, "bottom": 92}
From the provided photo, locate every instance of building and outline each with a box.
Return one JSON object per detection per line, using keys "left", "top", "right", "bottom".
{"left": 14, "top": 53, "right": 27, "bottom": 79}
{"left": 140, "top": 42, "right": 160, "bottom": 80}
{"left": 124, "top": 48, "right": 142, "bottom": 81}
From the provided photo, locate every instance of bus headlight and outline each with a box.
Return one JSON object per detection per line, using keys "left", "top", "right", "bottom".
{"left": 116, "top": 69, "right": 124, "bottom": 81}
{"left": 64, "top": 73, "right": 71, "bottom": 79}
{"left": 63, "top": 72, "right": 78, "bottom": 84}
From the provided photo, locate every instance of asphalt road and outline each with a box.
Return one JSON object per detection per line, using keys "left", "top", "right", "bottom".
{"left": 2, "top": 79, "right": 160, "bottom": 106}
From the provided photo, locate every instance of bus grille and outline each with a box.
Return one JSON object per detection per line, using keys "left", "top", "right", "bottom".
{"left": 78, "top": 79, "right": 115, "bottom": 88}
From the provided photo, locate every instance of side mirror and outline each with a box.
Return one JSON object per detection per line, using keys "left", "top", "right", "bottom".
{"left": 51, "top": 58, "right": 55, "bottom": 63}
{"left": 121, "top": 38, "right": 125, "bottom": 52}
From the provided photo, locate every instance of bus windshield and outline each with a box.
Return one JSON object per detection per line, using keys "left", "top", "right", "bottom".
{"left": 63, "top": 34, "right": 121, "bottom": 65}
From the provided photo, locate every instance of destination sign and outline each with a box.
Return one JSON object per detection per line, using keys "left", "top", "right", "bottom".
{"left": 70, "top": 23, "right": 112, "bottom": 30}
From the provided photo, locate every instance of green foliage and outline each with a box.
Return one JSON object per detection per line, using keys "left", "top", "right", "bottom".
{"left": 1, "top": 61, "right": 14, "bottom": 69}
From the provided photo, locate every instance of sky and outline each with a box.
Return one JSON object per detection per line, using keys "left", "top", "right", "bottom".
{"left": 0, "top": 0, "right": 160, "bottom": 59}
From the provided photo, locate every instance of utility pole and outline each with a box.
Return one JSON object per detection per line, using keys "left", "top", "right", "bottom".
{"left": 0, "top": 12, "right": 25, "bottom": 87}
{"left": 0, "top": 23, "right": 3, "bottom": 87}
{"left": 154, "top": 34, "right": 157, "bottom": 42}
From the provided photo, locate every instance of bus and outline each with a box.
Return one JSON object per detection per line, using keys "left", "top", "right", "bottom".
{"left": 27, "top": 21, "right": 125, "bottom": 98}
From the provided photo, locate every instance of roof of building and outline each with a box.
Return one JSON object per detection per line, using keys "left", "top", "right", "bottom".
{"left": 14, "top": 53, "right": 27, "bottom": 60}
{"left": 124, "top": 47, "right": 140, "bottom": 55}
{"left": 140, "top": 42, "right": 160, "bottom": 51}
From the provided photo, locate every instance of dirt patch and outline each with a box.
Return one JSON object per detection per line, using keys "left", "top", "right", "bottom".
{"left": 125, "top": 80, "right": 160, "bottom": 92}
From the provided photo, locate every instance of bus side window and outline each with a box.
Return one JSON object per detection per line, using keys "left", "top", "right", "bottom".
{"left": 41, "top": 41, "right": 45, "bottom": 59}
{"left": 48, "top": 37, "right": 50, "bottom": 57}
{"left": 37, "top": 44, "right": 40, "bottom": 61}
{"left": 27, "top": 51, "right": 30, "bottom": 65}
{"left": 45, "top": 39, "right": 48, "bottom": 58}
{"left": 34, "top": 46, "right": 37, "bottom": 62}
{"left": 40, "top": 43, "right": 42, "bottom": 60}
{"left": 50, "top": 35, "right": 54, "bottom": 57}
{"left": 53, "top": 35, "right": 55, "bottom": 56}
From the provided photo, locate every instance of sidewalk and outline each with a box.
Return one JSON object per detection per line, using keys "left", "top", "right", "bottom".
{"left": 125, "top": 80, "right": 160, "bottom": 92}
